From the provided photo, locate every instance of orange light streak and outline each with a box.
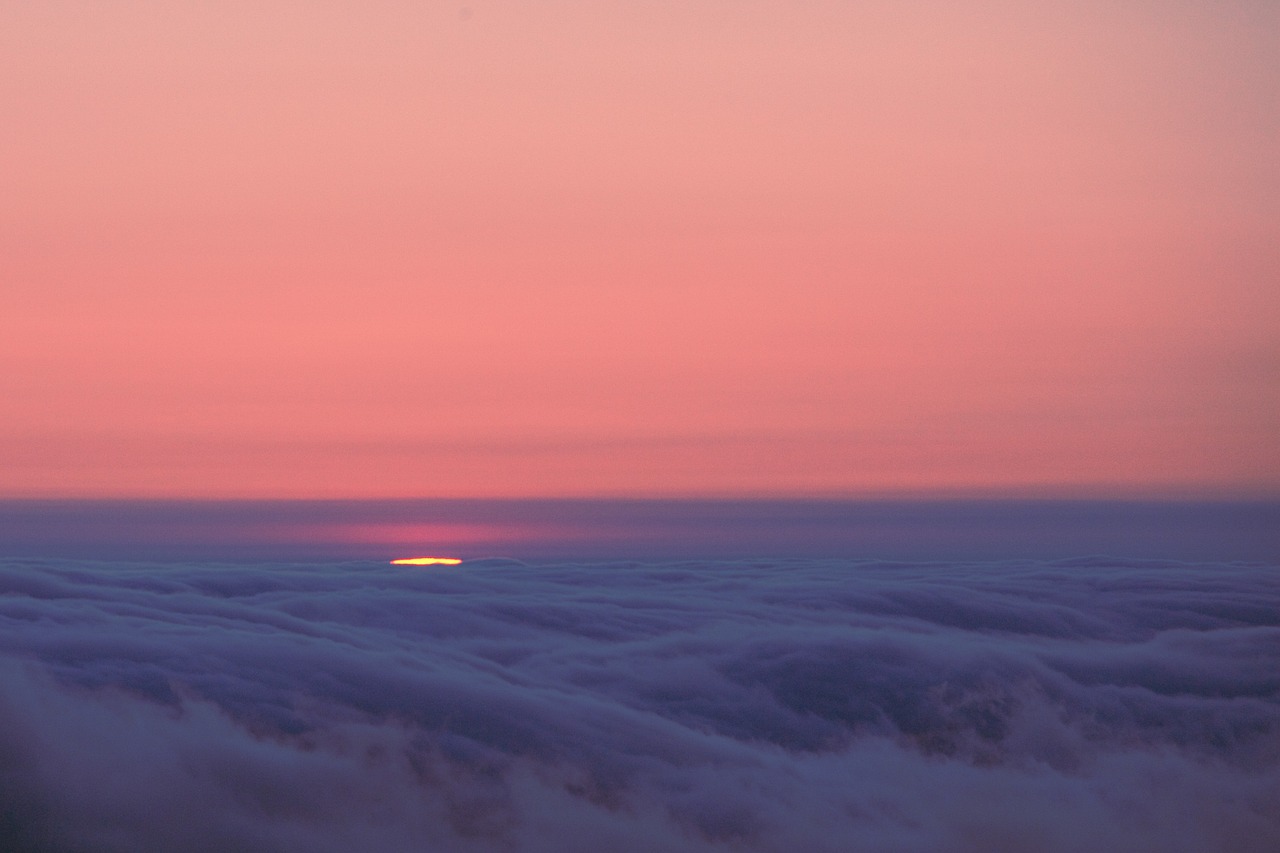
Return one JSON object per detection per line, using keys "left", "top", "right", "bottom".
{"left": 390, "top": 557, "right": 463, "bottom": 566}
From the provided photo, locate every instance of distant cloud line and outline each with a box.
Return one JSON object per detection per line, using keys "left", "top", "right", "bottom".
{"left": 1, "top": 498, "right": 1277, "bottom": 562}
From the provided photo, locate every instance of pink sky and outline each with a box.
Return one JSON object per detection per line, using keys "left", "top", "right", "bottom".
{"left": 3, "top": 1, "right": 1277, "bottom": 498}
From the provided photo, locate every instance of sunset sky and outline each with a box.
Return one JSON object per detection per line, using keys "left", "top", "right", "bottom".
{"left": 3, "top": 1, "right": 1277, "bottom": 499}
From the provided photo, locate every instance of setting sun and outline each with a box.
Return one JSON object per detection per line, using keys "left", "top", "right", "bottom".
{"left": 390, "top": 557, "right": 463, "bottom": 566}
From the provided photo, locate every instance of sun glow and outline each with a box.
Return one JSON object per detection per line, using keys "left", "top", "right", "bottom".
{"left": 390, "top": 557, "right": 463, "bottom": 566}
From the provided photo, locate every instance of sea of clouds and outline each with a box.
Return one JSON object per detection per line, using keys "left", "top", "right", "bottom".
{"left": 1, "top": 556, "right": 1277, "bottom": 852}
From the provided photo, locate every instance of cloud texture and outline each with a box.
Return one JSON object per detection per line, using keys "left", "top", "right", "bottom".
{"left": 1, "top": 556, "right": 1278, "bottom": 852}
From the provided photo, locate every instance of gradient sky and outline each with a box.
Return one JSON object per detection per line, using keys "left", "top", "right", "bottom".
{"left": 3, "top": 1, "right": 1277, "bottom": 499}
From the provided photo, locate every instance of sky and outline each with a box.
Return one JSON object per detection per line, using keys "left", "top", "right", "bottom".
{"left": 3, "top": 1, "right": 1277, "bottom": 499}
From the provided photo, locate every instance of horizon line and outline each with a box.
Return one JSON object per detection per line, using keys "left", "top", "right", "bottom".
{"left": 3, "top": 488, "right": 1279, "bottom": 505}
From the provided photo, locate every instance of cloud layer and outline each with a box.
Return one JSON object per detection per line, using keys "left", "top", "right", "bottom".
{"left": 4, "top": 499, "right": 1277, "bottom": 562}
{"left": 2, "top": 556, "right": 1278, "bottom": 852}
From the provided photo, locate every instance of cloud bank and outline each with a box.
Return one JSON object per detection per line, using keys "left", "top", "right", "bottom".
{"left": 1, "top": 556, "right": 1278, "bottom": 852}
{"left": 3, "top": 499, "right": 1277, "bottom": 562}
